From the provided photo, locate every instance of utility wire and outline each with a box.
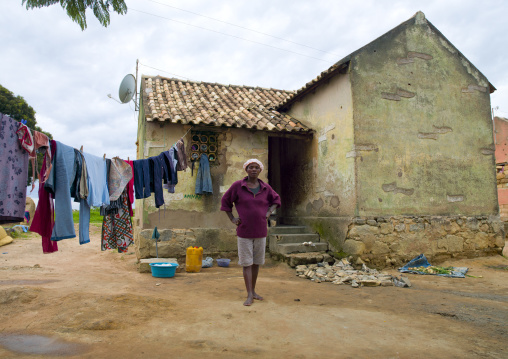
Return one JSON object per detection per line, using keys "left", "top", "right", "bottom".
{"left": 139, "top": 63, "right": 192, "bottom": 80}
{"left": 141, "top": 0, "right": 340, "bottom": 57}
{"left": 129, "top": 8, "right": 334, "bottom": 63}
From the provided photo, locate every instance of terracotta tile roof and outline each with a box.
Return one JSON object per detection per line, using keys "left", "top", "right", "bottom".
{"left": 141, "top": 76, "right": 312, "bottom": 133}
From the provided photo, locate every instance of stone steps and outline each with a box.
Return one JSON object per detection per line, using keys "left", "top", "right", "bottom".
{"left": 268, "top": 225, "right": 329, "bottom": 267}
{"left": 269, "top": 233, "right": 320, "bottom": 245}
{"left": 276, "top": 242, "right": 329, "bottom": 255}
{"left": 269, "top": 225, "right": 313, "bottom": 234}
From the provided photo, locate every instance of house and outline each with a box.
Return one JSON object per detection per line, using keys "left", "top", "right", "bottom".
{"left": 134, "top": 11, "right": 504, "bottom": 267}
{"left": 494, "top": 116, "right": 508, "bottom": 221}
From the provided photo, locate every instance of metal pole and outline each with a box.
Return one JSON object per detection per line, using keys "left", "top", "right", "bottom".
{"left": 135, "top": 59, "right": 139, "bottom": 111}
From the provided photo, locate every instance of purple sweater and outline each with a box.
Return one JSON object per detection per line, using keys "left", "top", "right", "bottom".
{"left": 221, "top": 177, "right": 281, "bottom": 238}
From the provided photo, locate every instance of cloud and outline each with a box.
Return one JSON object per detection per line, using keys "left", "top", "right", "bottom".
{"left": 1, "top": 0, "right": 507, "bottom": 163}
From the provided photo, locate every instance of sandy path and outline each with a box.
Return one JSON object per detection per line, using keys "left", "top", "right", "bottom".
{"left": 0, "top": 225, "right": 507, "bottom": 358}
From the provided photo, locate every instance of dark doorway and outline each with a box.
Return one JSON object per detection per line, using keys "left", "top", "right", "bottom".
{"left": 268, "top": 135, "right": 313, "bottom": 223}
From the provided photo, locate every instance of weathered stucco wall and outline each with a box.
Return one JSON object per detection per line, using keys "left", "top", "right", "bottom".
{"left": 350, "top": 13, "right": 497, "bottom": 217}
{"left": 134, "top": 123, "right": 270, "bottom": 259}
{"left": 285, "top": 72, "right": 355, "bottom": 250}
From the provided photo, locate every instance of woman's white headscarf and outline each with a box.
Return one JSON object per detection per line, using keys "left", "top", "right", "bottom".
{"left": 243, "top": 159, "right": 264, "bottom": 172}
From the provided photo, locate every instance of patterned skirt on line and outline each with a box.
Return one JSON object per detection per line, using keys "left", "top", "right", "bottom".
{"left": 101, "top": 191, "right": 133, "bottom": 252}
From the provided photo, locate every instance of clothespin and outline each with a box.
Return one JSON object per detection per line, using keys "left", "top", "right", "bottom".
{"left": 128, "top": 156, "right": 130, "bottom": 161}
{"left": 103, "top": 154, "right": 106, "bottom": 160}
{"left": 21, "top": 119, "right": 27, "bottom": 125}
{"left": 80, "top": 145, "right": 83, "bottom": 152}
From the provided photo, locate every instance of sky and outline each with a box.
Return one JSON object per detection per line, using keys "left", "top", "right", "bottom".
{"left": 1, "top": 0, "right": 507, "bottom": 161}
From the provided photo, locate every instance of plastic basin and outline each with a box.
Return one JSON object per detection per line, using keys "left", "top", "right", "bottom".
{"left": 216, "top": 258, "right": 231, "bottom": 267}
{"left": 149, "top": 262, "right": 179, "bottom": 278}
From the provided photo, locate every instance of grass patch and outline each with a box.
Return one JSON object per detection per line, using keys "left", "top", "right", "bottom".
{"left": 72, "top": 208, "right": 135, "bottom": 223}
{"left": 72, "top": 208, "right": 103, "bottom": 223}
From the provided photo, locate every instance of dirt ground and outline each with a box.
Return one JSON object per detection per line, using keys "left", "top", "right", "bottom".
{"left": 0, "top": 224, "right": 507, "bottom": 359}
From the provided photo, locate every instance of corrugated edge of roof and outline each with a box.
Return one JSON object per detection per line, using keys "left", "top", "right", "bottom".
{"left": 277, "top": 11, "right": 495, "bottom": 111}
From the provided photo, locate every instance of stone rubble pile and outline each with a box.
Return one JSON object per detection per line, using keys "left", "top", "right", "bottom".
{"left": 295, "top": 258, "right": 409, "bottom": 288}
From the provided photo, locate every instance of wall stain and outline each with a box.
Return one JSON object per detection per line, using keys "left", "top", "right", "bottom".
{"left": 447, "top": 194, "right": 465, "bottom": 202}
{"left": 417, "top": 132, "right": 439, "bottom": 140}
{"left": 462, "top": 84, "right": 487, "bottom": 93}
{"left": 382, "top": 182, "right": 414, "bottom": 196}
{"left": 397, "top": 51, "right": 433, "bottom": 65}
{"left": 330, "top": 196, "right": 340, "bottom": 208}
{"left": 381, "top": 88, "right": 415, "bottom": 101}
{"left": 312, "top": 198, "right": 324, "bottom": 212}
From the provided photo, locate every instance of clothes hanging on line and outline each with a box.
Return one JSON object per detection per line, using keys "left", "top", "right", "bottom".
{"left": 101, "top": 188, "right": 133, "bottom": 252}
{"left": 100, "top": 157, "right": 133, "bottom": 216}
{"left": 195, "top": 153, "right": 213, "bottom": 195}
{"left": 149, "top": 155, "right": 165, "bottom": 208}
{"left": 0, "top": 114, "right": 30, "bottom": 224}
{"left": 125, "top": 160, "right": 135, "bottom": 217}
{"left": 133, "top": 158, "right": 151, "bottom": 200}
{"left": 162, "top": 148, "right": 178, "bottom": 193}
{"left": 175, "top": 138, "right": 188, "bottom": 171}
{"left": 44, "top": 141, "right": 77, "bottom": 241}
{"left": 30, "top": 141, "right": 58, "bottom": 253}
{"left": 79, "top": 152, "right": 110, "bottom": 245}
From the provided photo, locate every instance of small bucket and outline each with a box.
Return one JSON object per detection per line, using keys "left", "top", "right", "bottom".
{"left": 150, "top": 262, "right": 179, "bottom": 278}
{"left": 216, "top": 258, "right": 231, "bottom": 267}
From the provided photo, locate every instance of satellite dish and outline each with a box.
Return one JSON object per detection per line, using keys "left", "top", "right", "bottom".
{"left": 119, "top": 74, "right": 136, "bottom": 103}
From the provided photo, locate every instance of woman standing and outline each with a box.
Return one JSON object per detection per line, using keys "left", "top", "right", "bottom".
{"left": 221, "top": 159, "right": 281, "bottom": 306}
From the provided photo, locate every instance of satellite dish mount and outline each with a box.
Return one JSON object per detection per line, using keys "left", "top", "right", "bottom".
{"left": 119, "top": 73, "right": 138, "bottom": 110}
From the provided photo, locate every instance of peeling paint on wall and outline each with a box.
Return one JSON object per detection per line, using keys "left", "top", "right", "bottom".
{"left": 346, "top": 144, "right": 379, "bottom": 158}
{"left": 447, "top": 194, "right": 465, "bottom": 202}
{"left": 381, "top": 92, "right": 401, "bottom": 101}
{"left": 382, "top": 182, "right": 415, "bottom": 196}
{"left": 381, "top": 88, "right": 415, "bottom": 101}
{"left": 462, "top": 84, "right": 488, "bottom": 93}
{"left": 397, "top": 51, "right": 433, "bottom": 65}
{"left": 481, "top": 148, "right": 495, "bottom": 155}
{"left": 417, "top": 132, "right": 439, "bottom": 140}
{"left": 432, "top": 125, "right": 452, "bottom": 134}
{"left": 408, "top": 51, "right": 433, "bottom": 60}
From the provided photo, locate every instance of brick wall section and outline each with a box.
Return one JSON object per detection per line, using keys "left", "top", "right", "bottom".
{"left": 496, "top": 167, "right": 508, "bottom": 221}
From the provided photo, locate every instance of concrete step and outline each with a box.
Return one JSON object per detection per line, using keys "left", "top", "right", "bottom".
{"left": 269, "top": 225, "right": 311, "bottom": 235}
{"left": 276, "top": 242, "right": 328, "bottom": 255}
{"left": 270, "top": 233, "right": 320, "bottom": 245}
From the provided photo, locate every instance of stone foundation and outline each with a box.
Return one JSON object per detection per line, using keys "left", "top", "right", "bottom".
{"left": 134, "top": 227, "right": 238, "bottom": 262}
{"left": 343, "top": 215, "right": 504, "bottom": 267}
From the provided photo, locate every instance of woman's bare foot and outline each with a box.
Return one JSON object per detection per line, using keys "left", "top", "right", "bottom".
{"left": 243, "top": 296, "right": 254, "bottom": 306}
{"left": 253, "top": 293, "right": 263, "bottom": 301}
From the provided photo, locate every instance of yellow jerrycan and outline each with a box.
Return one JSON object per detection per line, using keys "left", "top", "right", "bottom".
{"left": 185, "top": 246, "right": 203, "bottom": 273}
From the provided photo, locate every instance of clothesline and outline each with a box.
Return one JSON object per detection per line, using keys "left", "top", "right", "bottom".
{"left": 17, "top": 119, "right": 192, "bottom": 162}
{"left": 1, "top": 113, "right": 194, "bottom": 255}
